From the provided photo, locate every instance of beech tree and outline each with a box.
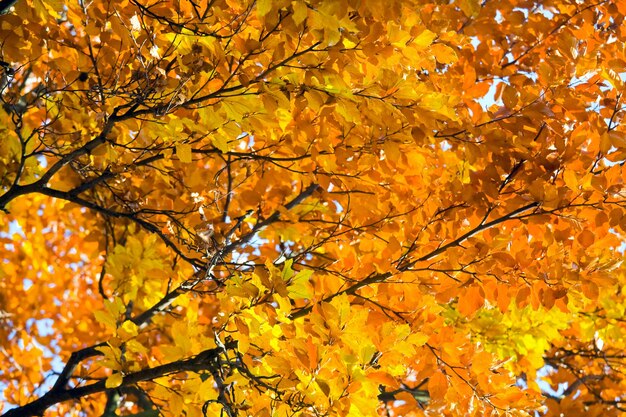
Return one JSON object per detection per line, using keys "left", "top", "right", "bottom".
{"left": 1, "top": 0, "right": 626, "bottom": 416}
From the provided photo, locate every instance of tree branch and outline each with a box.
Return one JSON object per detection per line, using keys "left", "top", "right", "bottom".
{"left": 289, "top": 201, "right": 539, "bottom": 319}
{"left": 2, "top": 341, "right": 236, "bottom": 417}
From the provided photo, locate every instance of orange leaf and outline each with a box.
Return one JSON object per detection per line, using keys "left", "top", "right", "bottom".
{"left": 428, "top": 370, "right": 448, "bottom": 401}
{"left": 458, "top": 285, "right": 485, "bottom": 317}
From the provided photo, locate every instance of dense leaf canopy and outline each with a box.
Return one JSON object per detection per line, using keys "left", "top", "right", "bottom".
{"left": 1, "top": 0, "right": 626, "bottom": 416}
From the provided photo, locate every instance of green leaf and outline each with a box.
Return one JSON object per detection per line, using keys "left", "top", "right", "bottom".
{"left": 281, "top": 258, "right": 294, "bottom": 280}
{"left": 288, "top": 269, "right": 313, "bottom": 299}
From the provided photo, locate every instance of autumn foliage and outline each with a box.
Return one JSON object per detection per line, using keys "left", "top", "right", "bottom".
{"left": 1, "top": 0, "right": 626, "bottom": 416}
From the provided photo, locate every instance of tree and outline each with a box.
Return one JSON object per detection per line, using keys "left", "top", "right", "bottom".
{"left": 1, "top": 0, "right": 626, "bottom": 416}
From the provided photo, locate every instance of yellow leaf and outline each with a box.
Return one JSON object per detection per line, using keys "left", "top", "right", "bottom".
{"left": 257, "top": 0, "right": 272, "bottom": 17}
{"left": 413, "top": 29, "right": 437, "bottom": 49}
{"left": 94, "top": 299, "right": 124, "bottom": 330}
{"left": 95, "top": 345, "right": 123, "bottom": 371}
{"left": 176, "top": 144, "right": 192, "bottom": 163}
{"left": 118, "top": 320, "right": 139, "bottom": 341}
{"left": 406, "top": 332, "right": 429, "bottom": 347}
{"left": 105, "top": 373, "right": 124, "bottom": 389}
{"left": 171, "top": 321, "right": 193, "bottom": 354}
{"left": 32, "top": 0, "right": 63, "bottom": 19}
{"left": 211, "top": 135, "right": 229, "bottom": 153}
{"left": 432, "top": 43, "right": 458, "bottom": 64}
{"left": 292, "top": 1, "right": 308, "bottom": 25}
{"left": 94, "top": 309, "right": 117, "bottom": 330}
{"left": 125, "top": 339, "right": 148, "bottom": 354}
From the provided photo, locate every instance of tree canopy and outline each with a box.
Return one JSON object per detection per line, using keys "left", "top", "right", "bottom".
{"left": 1, "top": 0, "right": 626, "bottom": 416}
